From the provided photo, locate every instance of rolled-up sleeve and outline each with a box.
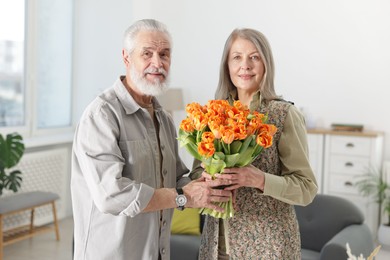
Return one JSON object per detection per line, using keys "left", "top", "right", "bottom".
{"left": 73, "top": 101, "right": 154, "bottom": 217}
{"left": 263, "top": 106, "right": 318, "bottom": 206}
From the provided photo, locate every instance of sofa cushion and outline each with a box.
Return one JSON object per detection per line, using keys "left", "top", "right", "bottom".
{"left": 295, "top": 194, "right": 364, "bottom": 252}
{"left": 301, "top": 248, "right": 320, "bottom": 260}
{"left": 171, "top": 208, "right": 201, "bottom": 235}
{"left": 170, "top": 234, "right": 200, "bottom": 260}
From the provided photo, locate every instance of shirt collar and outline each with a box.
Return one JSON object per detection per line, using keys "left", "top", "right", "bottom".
{"left": 228, "top": 89, "right": 262, "bottom": 111}
{"left": 113, "top": 76, "right": 163, "bottom": 114}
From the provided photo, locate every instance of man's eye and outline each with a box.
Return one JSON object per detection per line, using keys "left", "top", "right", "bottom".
{"left": 160, "top": 53, "right": 170, "bottom": 59}
{"left": 143, "top": 51, "right": 152, "bottom": 57}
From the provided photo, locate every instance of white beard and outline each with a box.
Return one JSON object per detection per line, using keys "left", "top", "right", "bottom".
{"left": 130, "top": 65, "right": 170, "bottom": 96}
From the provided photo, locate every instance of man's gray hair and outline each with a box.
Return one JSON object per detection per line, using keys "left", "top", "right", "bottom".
{"left": 123, "top": 19, "right": 172, "bottom": 54}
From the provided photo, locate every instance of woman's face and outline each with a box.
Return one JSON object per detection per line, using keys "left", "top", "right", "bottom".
{"left": 228, "top": 37, "right": 265, "bottom": 95}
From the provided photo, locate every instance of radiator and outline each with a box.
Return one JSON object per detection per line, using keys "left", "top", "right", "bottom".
{"left": 1, "top": 147, "right": 70, "bottom": 231}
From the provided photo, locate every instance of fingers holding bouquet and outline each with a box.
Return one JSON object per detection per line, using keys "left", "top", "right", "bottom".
{"left": 183, "top": 177, "right": 232, "bottom": 212}
{"left": 216, "top": 164, "right": 266, "bottom": 191}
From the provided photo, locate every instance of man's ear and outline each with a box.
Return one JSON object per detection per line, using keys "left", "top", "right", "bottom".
{"left": 122, "top": 49, "right": 130, "bottom": 66}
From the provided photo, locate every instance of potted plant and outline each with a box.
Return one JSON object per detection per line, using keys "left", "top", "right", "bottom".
{"left": 355, "top": 167, "right": 390, "bottom": 247}
{"left": 0, "top": 132, "right": 25, "bottom": 195}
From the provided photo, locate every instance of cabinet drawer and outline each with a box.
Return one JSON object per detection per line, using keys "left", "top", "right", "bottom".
{"left": 309, "top": 155, "right": 319, "bottom": 171}
{"left": 329, "top": 155, "right": 370, "bottom": 175}
{"left": 329, "top": 136, "right": 371, "bottom": 156}
{"left": 328, "top": 175, "right": 359, "bottom": 195}
{"left": 308, "top": 134, "right": 322, "bottom": 152}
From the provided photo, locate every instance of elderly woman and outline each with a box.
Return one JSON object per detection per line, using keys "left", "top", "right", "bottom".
{"left": 190, "top": 28, "right": 318, "bottom": 259}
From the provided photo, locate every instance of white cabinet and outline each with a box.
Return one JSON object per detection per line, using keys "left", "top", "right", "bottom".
{"left": 307, "top": 133, "right": 324, "bottom": 193}
{"left": 307, "top": 129, "right": 384, "bottom": 235}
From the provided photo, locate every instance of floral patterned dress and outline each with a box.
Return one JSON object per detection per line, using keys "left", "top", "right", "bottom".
{"left": 198, "top": 100, "right": 301, "bottom": 260}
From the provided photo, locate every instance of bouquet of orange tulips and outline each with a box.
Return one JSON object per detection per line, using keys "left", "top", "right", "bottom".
{"left": 178, "top": 100, "right": 277, "bottom": 219}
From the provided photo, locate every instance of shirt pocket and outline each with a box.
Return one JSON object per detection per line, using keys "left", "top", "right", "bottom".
{"left": 119, "top": 139, "right": 155, "bottom": 184}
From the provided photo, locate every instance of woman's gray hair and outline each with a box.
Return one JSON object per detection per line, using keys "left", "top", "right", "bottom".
{"left": 123, "top": 19, "right": 172, "bottom": 54}
{"left": 215, "top": 28, "right": 280, "bottom": 101}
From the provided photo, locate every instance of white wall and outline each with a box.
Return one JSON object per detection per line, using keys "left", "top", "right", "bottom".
{"left": 73, "top": 0, "right": 390, "bottom": 162}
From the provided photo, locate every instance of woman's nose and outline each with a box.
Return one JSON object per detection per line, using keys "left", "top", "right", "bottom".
{"left": 240, "top": 58, "right": 251, "bottom": 70}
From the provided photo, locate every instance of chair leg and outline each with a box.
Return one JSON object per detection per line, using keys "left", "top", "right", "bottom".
{"left": 0, "top": 214, "right": 3, "bottom": 260}
{"left": 51, "top": 202, "right": 60, "bottom": 241}
{"left": 30, "top": 208, "right": 35, "bottom": 234}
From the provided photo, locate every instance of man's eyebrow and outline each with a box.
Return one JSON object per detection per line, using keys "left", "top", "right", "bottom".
{"left": 142, "top": 47, "right": 153, "bottom": 51}
{"left": 142, "top": 47, "right": 171, "bottom": 52}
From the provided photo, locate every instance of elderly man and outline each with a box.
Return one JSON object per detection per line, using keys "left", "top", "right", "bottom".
{"left": 71, "top": 19, "right": 231, "bottom": 260}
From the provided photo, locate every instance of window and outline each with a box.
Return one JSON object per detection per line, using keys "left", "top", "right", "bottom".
{"left": 0, "top": 0, "right": 25, "bottom": 127}
{"left": 35, "top": 0, "right": 73, "bottom": 129}
{"left": 0, "top": 0, "right": 73, "bottom": 134}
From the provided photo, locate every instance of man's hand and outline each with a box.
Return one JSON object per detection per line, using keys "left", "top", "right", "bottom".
{"left": 182, "top": 176, "right": 232, "bottom": 212}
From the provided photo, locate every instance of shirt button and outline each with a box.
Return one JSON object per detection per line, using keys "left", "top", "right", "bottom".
{"left": 162, "top": 248, "right": 166, "bottom": 254}
{"left": 163, "top": 220, "right": 167, "bottom": 226}
{"left": 163, "top": 169, "right": 167, "bottom": 175}
{"left": 161, "top": 145, "right": 165, "bottom": 150}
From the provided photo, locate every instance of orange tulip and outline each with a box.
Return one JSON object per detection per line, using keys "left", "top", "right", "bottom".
{"left": 192, "top": 111, "right": 208, "bottom": 131}
{"left": 185, "top": 102, "right": 203, "bottom": 115}
{"left": 198, "top": 141, "right": 215, "bottom": 157}
{"left": 259, "top": 124, "right": 277, "bottom": 136}
{"left": 232, "top": 124, "right": 247, "bottom": 140}
{"left": 202, "top": 132, "right": 215, "bottom": 143}
{"left": 209, "top": 120, "right": 224, "bottom": 139}
{"left": 221, "top": 129, "right": 235, "bottom": 144}
{"left": 256, "top": 132, "right": 273, "bottom": 148}
{"left": 256, "top": 124, "right": 277, "bottom": 148}
{"left": 180, "top": 118, "right": 195, "bottom": 132}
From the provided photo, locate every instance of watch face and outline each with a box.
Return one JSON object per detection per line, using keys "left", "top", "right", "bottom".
{"left": 176, "top": 195, "right": 187, "bottom": 206}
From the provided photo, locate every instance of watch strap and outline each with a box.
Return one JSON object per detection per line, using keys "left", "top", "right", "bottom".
{"left": 176, "top": 188, "right": 184, "bottom": 195}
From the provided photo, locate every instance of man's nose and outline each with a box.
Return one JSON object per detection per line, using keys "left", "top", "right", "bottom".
{"left": 151, "top": 54, "right": 163, "bottom": 68}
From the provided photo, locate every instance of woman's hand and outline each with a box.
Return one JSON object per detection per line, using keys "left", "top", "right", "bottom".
{"left": 216, "top": 164, "right": 266, "bottom": 191}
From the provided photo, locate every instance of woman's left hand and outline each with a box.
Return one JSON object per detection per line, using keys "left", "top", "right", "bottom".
{"left": 216, "top": 164, "right": 265, "bottom": 191}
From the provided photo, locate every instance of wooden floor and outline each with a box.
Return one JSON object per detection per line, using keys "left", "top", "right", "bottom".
{"left": 2, "top": 216, "right": 390, "bottom": 260}
{"left": 2, "top": 217, "right": 73, "bottom": 260}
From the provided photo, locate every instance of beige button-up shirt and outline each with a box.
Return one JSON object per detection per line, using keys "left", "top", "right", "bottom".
{"left": 71, "top": 77, "right": 189, "bottom": 260}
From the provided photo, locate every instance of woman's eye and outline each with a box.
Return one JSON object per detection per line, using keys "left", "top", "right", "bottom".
{"left": 232, "top": 56, "right": 240, "bottom": 60}
{"left": 251, "top": 56, "right": 260, "bottom": 61}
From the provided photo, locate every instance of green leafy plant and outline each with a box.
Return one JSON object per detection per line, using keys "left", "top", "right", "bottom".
{"left": 0, "top": 132, "right": 25, "bottom": 195}
{"left": 355, "top": 167, "right": 390, "bottom": 226}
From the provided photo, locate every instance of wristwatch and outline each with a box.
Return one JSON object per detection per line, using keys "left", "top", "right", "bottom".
{"left": 175, "top": 188, "right": 187, "bottom": 211}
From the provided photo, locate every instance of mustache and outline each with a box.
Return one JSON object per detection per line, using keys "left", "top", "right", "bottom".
{"left": 143, "top": 67, "right": 167, "bottom": 77}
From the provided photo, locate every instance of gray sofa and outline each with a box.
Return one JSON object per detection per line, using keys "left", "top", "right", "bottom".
{"left": 170, "top": 234, "right": 201, "bottom": 260}
{"left": 171, "top": 194, "right": 375, "bottom": 260}
{"left": 296, "top": 194, "right": 374, "bottom": 260}
{"left": 170, "top": 213, "right": 204, "bottom": 260}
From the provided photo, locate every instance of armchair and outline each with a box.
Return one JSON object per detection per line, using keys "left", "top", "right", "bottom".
{"left": 295, "top": 194, "right": 374, "bottom": 260}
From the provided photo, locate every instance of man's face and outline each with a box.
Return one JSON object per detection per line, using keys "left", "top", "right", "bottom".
{"left": 124, "top": 30, "right": 171, "bottom": 96}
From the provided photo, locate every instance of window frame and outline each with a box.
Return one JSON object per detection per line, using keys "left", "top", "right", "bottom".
{"left": 0, "top": 0, "right": 74, "bottom": 141}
